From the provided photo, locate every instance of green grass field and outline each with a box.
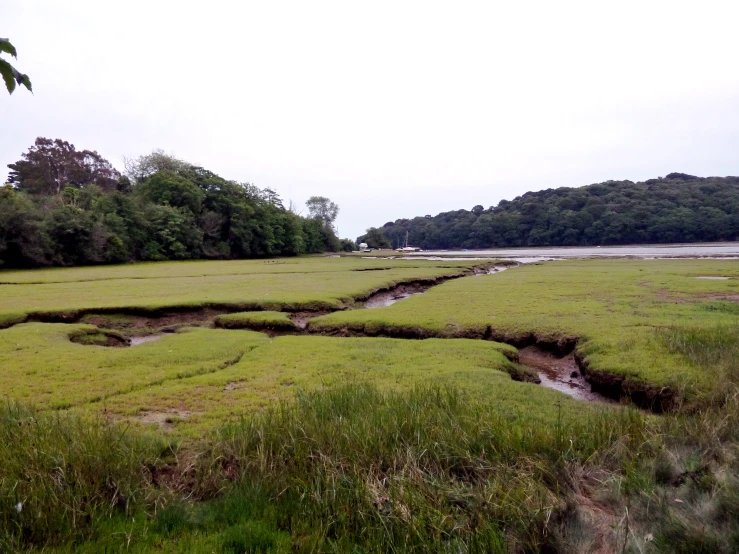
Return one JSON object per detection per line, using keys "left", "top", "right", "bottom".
{"left": 0, "top": 257, "right": 482, "bottom": 326}
{"left": 1, "top": 256, "right": 738, "bottom": 553}
{"left": 311, "top": 259, "right": 739, "bottom": 400}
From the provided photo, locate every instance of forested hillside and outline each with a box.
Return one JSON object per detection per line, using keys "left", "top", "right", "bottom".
{"left": 359, "top": 173, "right": 739, "bottom": 249}
{"left": 1, "top": 138, "right": 342, "bottom": 268}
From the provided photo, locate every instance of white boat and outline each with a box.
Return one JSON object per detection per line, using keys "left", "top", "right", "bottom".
{"left": 395, "top": 232, "right": 421, "bottom": 252}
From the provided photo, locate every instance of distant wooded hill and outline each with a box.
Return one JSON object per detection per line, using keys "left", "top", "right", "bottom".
{"left": 358, "top": 173, "right": 739, "bottom": 249}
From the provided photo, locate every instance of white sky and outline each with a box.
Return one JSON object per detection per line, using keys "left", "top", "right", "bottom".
{"left": 3, "top": 0, "right": 739, "bottom": 240}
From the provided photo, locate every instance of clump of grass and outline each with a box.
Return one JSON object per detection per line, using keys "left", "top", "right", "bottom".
{"left": 68, "top": 327, "right": 128, "bottom": 347}
{"left": 658, "top": 323, "right": 739, "bottom": 384}
{"left": 698, "top": 301, "right": 739, "bottom": 316}
{"left": 0, "top": 312, "right": 26, "bottom": 329}
{"left": 220, "top": 521, "right": 283, "bottom": 554}
{"left": 0, "top": 402, "right": 167, "bottom": 549}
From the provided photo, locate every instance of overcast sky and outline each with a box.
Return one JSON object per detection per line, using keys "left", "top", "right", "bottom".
{"left": 4, "top": 0, "right": 739, "bottom": 240}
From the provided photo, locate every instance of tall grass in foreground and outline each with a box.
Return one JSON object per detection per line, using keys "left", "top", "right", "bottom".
{"left": 197, "top": 384, "right": 647, "bottom": 552}
{"left": 5, "top": 381, "right": 739, "bottom": 553}
{"left": 659, "top": 323, "right": 739, "bottom": 384}
{"left": 0, "top": 403, "right": 167, "bottom": 550}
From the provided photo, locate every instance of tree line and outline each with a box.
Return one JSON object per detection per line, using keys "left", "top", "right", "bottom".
{"left": 1, "top": 138, "right": 351, "bottom": 268}
{"left": 359, "top": 173, "right": 739, "bottom": 249}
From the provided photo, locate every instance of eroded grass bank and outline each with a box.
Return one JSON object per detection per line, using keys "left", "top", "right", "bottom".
{"left": 0, "top": 257, "right": 488, "bottom": 327}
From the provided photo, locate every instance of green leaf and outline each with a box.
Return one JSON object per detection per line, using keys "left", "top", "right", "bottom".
{"left": 9, "top": 64, "right": 32, "bottom": 93}
{"left": 19, "top": 74, "right": 32, "bottom": 93}
{"left": 0, "top": 59, "right": 16, "bottom": 94}
{"left": 0, "top": 38, "right": 18, "bottom": 58}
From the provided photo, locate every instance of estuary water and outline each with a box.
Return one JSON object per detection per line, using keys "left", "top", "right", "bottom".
{"left": 402, "top": 242, "right": 739, "bottom": 263}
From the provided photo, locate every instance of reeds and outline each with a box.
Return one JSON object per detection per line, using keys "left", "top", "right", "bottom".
{"left": 195, "top": 383, "right": 647, "bottom": 552}
{"left": 0, "top": 403, "right": 166, "bottom": 549}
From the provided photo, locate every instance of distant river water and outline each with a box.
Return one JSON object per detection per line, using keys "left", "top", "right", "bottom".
{"left": 401, "top": 242, "right": 739, "bottom": 263}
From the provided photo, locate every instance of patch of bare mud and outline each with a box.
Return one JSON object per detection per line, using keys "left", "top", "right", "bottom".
{"left": 135, "top": 410, "right": 193, "bottom": 430}
{"left": 702, "top": 293, "right": 739, "bottom": 302}
{"left": 290, "top": 311, "right": 330, "bottom": 329}
{"left": 471, "top": 265, "right": 510, "bottom": 276}
{"left": 130, "top": 334, "right": 168, "bottom": 346}
{"left": 518, "top": 346, "right": 614, "bottom": 403}
{"left": 80, "top": 309, "right": 228, "bottom": 333}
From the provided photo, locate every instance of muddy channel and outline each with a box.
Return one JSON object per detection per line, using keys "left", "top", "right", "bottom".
{"left": 518, "top": 346, "right": 614, "bottom": 403}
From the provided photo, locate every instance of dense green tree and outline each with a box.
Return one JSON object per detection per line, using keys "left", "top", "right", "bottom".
{"left": 8, "top": 138, "right": 120, "bottom": 195}
{"left": 359, "top": 173, "right": 739, "bottom": 249}
{"left": 340, "top": 238, "right": 357, "bottom": 251}
{"left": 306, "top": 196, "right": 339, "bottom": 231}
{"left": 1, "top": 142, "right": 346, "bottom": 268}
{"left": 360, "top": 227, "right": 392, "bottom": 249}
{"left": 123, "top": 150, "right": 187, "bottom": 184}
{"left": 0, "top": 186, "right": 49, "bottom": 267}
{"left": 136, "top": 170, "right": 204, "bottom": 215}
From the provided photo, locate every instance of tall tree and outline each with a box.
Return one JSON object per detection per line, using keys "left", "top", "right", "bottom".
{"left": 306, "top": 196, "right": 339, "bottom": 231}
{"left": 361, "top": 227, "right": 392, "bottom": 249}
{"left": 1, "top": 142, "right": 342, "bottom": 268}
{"left": 0, "top": 38, "right": 32, "bottom": 95}
{"left": 123, "top": 150, "right": 188, "bottom": 184}
{"left": 7, "top": 138, "right": 120, "bottom": 194}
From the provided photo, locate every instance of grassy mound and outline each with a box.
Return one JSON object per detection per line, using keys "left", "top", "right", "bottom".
{"left": 215, "top": 311, "right": 297, "bottom": 331}
{"left": 80, "top": 336, "right": 539, "bottom": 435}
{"left": 0, "top": 324, "right": 267, "bottom": 410}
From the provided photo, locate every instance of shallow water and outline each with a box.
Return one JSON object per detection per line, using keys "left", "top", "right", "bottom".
{"left": 364, "top": 288, "right": 425, "bottom": 309}
{"left": 518, "top": 346, "right": 614, "bottom": 403}
{"left": 405, "top": 242, "right": 739, "bottom": 261}
{"left": 130, "top": 334, "right": 166, "bottom": 346}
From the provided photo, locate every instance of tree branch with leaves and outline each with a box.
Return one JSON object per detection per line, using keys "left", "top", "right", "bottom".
{"left": 0, "top": 38, "right": 32, "bottom": 94}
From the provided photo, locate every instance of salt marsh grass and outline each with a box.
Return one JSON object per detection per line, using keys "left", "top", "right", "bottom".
{"left": 2, "top": 257, "right": 739, "bottom": 552}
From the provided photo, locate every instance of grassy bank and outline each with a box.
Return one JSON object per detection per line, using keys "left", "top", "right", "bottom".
{"left": 0, "top": 257, "right": 483, "bottom": 324}
{"left": 310, "top": 259, "right": 739, "bottom": 401}
{"left": 215, "top": 311, "right": 298, "bottom": 331}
